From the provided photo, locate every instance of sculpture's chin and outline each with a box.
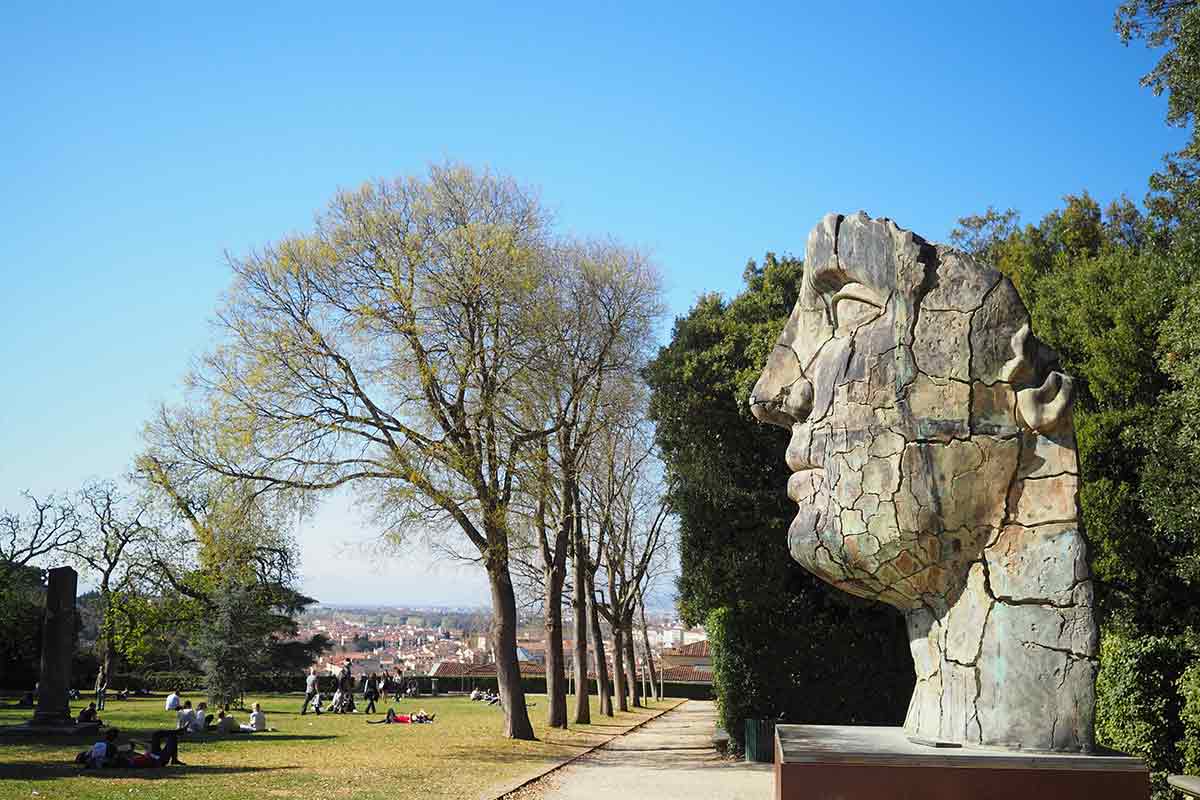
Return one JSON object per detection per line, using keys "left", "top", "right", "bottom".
{"left": 787, "top": 504, "right": 932, "bottom": 610}
{"left": 787, "top": 506, "right": 845, "bottom": 586}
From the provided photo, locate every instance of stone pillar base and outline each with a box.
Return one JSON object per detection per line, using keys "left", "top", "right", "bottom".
{"left": 29, "top": 710, "right": 76, "bottom": 727}
{"left": 774, "top": 725, "right": 1148, "bottom": 800}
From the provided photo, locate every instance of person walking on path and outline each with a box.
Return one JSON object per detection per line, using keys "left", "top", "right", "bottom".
{"left": 302, "top": 667, "right": 319, "bottom": 715}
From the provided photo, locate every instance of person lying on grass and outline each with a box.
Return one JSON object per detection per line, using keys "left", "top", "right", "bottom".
{"left": 366, "top": 708, "right": 435, "bottom": 725}
{"left": 76, "top": 727, "right": 184, "bottom": 768}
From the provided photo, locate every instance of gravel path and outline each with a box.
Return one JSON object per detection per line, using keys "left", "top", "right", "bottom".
{"left": 506, "top": 700, "right": 772, "bottom": 800}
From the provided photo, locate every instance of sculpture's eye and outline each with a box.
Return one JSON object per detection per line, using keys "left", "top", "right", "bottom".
{"left": 831, "top": 283, "right": 882, "bottom": 334}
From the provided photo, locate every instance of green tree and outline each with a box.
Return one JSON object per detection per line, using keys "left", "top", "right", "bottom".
{"left": 145, "top": 164, "right": 617, "bottom": 740}
{"left": 1117, "top": 0, "right": 1200, "bottom": 250}
{"left": 0, "top": 564, "right": 45, "bottom": 689}
{"left": 194, "top": 578, "right": 286, "bottom": 708}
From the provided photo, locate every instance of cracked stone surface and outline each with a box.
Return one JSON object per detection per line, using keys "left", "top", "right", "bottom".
{"left": 750, "top": 212, "right": 1097, "bottom": 753}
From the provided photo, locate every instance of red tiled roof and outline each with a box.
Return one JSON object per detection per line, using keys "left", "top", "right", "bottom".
{"left": 429, "top": 661, "right": 474, "bottom": 677}
{"left": 660, "top": 665, "right": 713, "bottom": 683}
{"left": 430, "top": 661, "right": 548, "bottom": 678}
{"left": 668, "top": 640, "right": 710, "bottom": 658}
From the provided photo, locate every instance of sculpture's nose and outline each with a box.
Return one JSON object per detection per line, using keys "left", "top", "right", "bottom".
{"left": 749, "top": 345, "right": 813, "bottom": 429}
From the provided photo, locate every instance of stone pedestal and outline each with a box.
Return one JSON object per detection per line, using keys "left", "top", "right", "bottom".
{"left": 774, "top": 725, "right": 1149, "bottom": 800}
{"left": 31, "top": 566, "right": 77, "bottom": 727}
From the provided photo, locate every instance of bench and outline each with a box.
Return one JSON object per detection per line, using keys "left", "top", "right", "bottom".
{"left": 1170, "top": 774, "right": 1200, "bottom": 797}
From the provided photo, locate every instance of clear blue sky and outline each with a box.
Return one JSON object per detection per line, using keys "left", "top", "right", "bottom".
{"left": 0, "top": 1, "right": 1182, "bottom": 605}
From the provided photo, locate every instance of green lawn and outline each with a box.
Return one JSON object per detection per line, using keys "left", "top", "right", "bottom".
{"left": 0, "top": 693, "right": 680, "bottom": 800}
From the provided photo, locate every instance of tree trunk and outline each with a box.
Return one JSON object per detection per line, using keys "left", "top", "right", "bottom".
{"left": 539, "top": 441, "right": 569, "bottom": 730}
{"left": 97, "top": 583, "right": 114, "bottom": 700}
{"left": 624, "top": 617, "right": 641, "bottom": 708}
{"left": 571, "top": 484, "right": 591, "bottom": 724}
{"left": 589, "top": 585, "right": 612, "bottom": 716}
{"left": 544, "top": 567, "right": 568, "bottom": 728}
{"left": 489, "top": 562, "right": 536, "bottom": 740}
{"left": 612, "top": 626, "right": 628, "bottom": 712}
{"left": 638, "top": 594, "right": 659, "bottom": 701}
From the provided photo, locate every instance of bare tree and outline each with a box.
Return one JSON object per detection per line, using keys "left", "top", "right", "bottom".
{"left": 146, "top": 165, "right": 575, "bottom": 740}
{"left": 65, "top": 481, "right": 155, "bottom": 692}
{"left": 522, "top": 241, "right": 661, "bottom": 728}
{"left": 0, "top": 491, "right": 82, "bottom": 574}
{"left": 592, "top": 422, "right": 673, "bottom": 711}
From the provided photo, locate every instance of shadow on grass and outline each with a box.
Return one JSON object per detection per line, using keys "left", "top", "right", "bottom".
{"left": 182, "top": 734, "right": 337, "bottom": 744}
{"left": 0, "top": 763, "right": 300, "bottom": 781}
{"left": 0, "top": 733, "right": 337, "bottom": 748}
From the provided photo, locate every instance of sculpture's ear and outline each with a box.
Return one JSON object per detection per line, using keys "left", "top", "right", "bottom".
{"left": 1015, "top": 371, "right": 1074, "bottom": 433}
{"left": 999, "top": 323, "right": 1074, "bottom": 433}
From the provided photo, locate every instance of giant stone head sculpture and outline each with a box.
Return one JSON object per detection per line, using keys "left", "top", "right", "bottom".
{"left": 750, "top": 212, "right": 1096, "bottom": 752}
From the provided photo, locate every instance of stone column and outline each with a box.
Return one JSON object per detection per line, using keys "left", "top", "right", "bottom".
{"left": 31, "top": 566, "right": 77, "bottom": 727}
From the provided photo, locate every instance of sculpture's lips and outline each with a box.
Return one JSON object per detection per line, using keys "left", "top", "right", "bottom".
{"left": 787, "top": 469, "right": 819, "bottom": 502}
{"left": 786, "top": 422, "right": 815, "bottom": 473}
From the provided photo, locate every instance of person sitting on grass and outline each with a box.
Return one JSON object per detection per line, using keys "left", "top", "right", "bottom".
{"left": 214, "top": 709, "right": 243, "bottom": 735}
{"left": 176, "top": 699, "right": 196, "bottom": 731}
{"left": 77, "top": 702, "right": 102, "bottom": 725}
{"left": 165, "top": 689, "right": 181, "bottom": 711}
{"left": 188, "top": 701, "right": 213, "bottom": 733}
{"left": 241, "top": 702, "right": 274, "bottom": 732}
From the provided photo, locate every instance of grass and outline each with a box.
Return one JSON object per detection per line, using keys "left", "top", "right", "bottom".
{"left": 0, "top": 693, "right": 681, "bottom": 800}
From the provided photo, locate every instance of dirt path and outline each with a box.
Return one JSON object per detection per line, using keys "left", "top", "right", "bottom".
{"left": 506, "top": 700, "right": 772, "bottom": 800}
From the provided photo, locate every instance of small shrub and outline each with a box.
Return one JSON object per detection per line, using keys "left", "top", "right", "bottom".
{"left": 1096, "top": 626, "right": 1196, "bottom": 799}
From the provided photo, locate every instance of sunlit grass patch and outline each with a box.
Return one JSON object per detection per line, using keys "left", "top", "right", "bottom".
{"left": 0, "top": 693, "right": 679, "bottom": 800}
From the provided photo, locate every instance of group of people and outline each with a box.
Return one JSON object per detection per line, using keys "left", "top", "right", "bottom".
{"left": 78, "top": 727, "right": 183, "bottom": 769}
{"left": 469, "top": 688, "right": 501, "bottom": 706}
{"left": 166, "top": 690, "right": 273, "bottom": 734}
{"left": 301, "top": 661, "right": 358, "bottom": 715}
{"left": 76, "top": 691, "right": 277, "bottom": 771}
{"left": 301, "top": 661, "right": 417, "bottom": 716}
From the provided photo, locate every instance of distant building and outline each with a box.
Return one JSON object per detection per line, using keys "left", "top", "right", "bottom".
{"left": 662, "top": 639, "right": 711, "bottom": 671}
